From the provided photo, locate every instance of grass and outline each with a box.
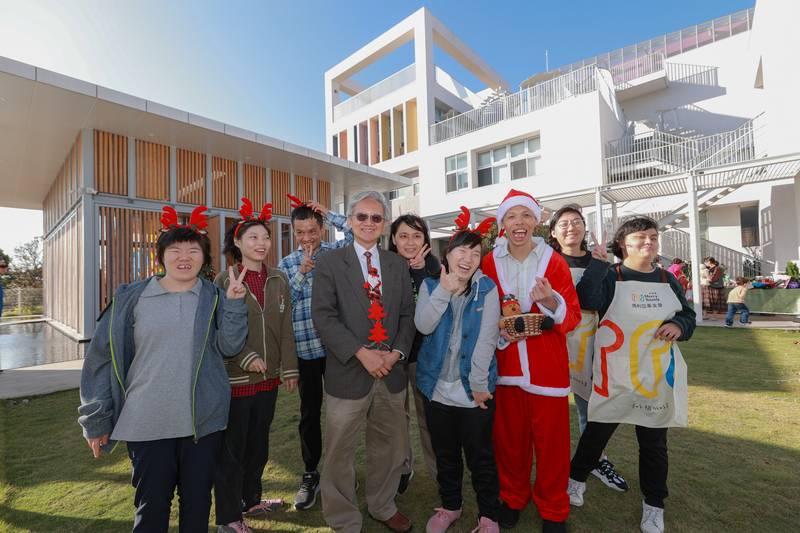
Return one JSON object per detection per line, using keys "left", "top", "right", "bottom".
{"left": 1, "top": 327, "right": 798, "bottom": 532}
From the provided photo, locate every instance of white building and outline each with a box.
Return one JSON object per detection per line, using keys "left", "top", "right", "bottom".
{"left": 324, "top": 1, "right": 800, "bottom": 318}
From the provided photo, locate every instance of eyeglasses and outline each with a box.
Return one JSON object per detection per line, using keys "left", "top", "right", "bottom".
{"left": 556, "top": 219, "right": 585, "bottom": 229}
{"left": 353, "top": 213, "right": 384, "bottom": 224}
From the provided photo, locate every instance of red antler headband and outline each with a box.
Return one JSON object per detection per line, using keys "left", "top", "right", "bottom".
{"left": 287, "top": 194, "right": 306, "bottom": 209}
{"left": 451, "top": 206, "right": 495, "bottom": 240}
{"left": 234, "top": 197, "right": 273, "bottom": 238}
{"left": 160, "top": 205, "right": 209, "bottom": 234}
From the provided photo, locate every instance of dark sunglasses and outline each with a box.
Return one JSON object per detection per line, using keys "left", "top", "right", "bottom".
{"left": 353, "top": 213, "right": 384, "bottom": 224}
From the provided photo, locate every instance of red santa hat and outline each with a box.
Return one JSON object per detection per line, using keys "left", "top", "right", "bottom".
{"left": 496, "top": 188, "right": 542, "bottom": 222}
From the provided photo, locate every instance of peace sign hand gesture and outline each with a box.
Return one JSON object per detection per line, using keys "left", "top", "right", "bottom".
{"left": 227, "top": 266, "right": 248, "bottom": 299}
{"left": 299, "top": 244, "right": 315, "bottom": 273}
{"left": 408, "top": 244, "right": 431, "bottom": 270}
{"left": 590, "top": 232, "right": 609, "bottom": 262}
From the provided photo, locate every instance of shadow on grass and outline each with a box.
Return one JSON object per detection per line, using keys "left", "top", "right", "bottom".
{"left": 0, "top": 508, "right": 132, "bottom": 533}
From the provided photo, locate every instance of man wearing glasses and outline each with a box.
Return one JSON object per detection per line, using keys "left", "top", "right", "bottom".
{"left": 312, "top": 190, "right": 416, "bottom": 533}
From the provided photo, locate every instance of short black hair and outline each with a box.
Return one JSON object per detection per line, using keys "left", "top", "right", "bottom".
{"left": 441, "top": 230, "right": 484, "bottom": 297}
{"left": 290, "top": 205, "right": 324, "bottom": 228}
{"left": 223, "top": 220, "right": 271, "bottom": 263}
{"left": 547, "top": 204, "right": 588, "bottom": 253}
{"left": 611, "top": 216, "right": 659, "bottom": 259}
{"left": 156, "top": 227, "right": 212, "bottom": 267}
{"left": 672, "top": 257, "right": 684, "bottom": 264}
{"left": 389, "top": 214, "right": 431, "bottom": 253}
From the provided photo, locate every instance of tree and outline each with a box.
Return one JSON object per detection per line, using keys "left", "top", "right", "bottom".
{"left": 0, "top": 248, "right": 10, "bottom": 267}
{"left": 9, "top": 238, "right": 43, "bottom": 288}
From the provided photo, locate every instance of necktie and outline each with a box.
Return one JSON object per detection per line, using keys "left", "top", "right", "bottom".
{"left": 364, "top": 251, "right": 381, "bottom": 300}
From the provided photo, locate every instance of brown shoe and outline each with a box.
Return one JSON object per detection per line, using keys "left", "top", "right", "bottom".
{"left": 372, "top": 510, "right": 412, "bottom": 532}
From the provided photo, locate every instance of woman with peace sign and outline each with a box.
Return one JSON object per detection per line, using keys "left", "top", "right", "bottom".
{"left": 214, "top": 200, "right": 298, "bottom": 533}
{"left": 389, "top": 214, "right": 441, "bottom": 489}
{"left": 547, "top": 205, "right": 629, "bottom": 493}
{"left": 78, "top": 207, "right": 249, "bottom": 532}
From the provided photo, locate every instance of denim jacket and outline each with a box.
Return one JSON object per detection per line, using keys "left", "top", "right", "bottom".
{"left": 415, "top": 274, "right": 498, "bottom": 401}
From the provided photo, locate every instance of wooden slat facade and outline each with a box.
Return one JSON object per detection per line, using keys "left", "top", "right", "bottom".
{"left": 43, "top": 208, "right": 83, "bottom": 333}
{"left": 212, "top": 156, "right": 238, "bottom": 210}
{"left": 316, "top": 179, "right": 331, "bottom": 208}
{"left": 97, "top": 206, "right": 162, "bottom": 311}
{"left": 271, "top": 169, "right": 291, "bottom": 216}
{"left": 243, "top": 164, "right": 267, "bottom": 208}
{"left": 94, "top": 130, "right": 128, "bottom": 196}
{"left": 43, "top": 133, "right": 82, "bottom": 233}
{"left": 176, "top": 149, "right": 206, "bottom": 205}
{"left": 136, "top": 139, "right": 170, "bottom": 200}
{"left": 294, "top": 175, "right": 313, "bottom": 203}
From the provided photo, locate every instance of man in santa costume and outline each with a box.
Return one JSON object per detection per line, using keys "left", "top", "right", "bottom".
{"left": 481, "top": 189, "right": 581, "bottom": 533}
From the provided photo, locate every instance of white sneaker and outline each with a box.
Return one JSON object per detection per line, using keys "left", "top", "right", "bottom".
{"left": 640, "top": 501, "right": 664, "bottom": 533}
{"left": 567, "top": 478, "right": 585, "bottom": 507}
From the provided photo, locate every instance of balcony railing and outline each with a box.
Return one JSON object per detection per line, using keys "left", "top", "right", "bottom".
{"left": 333, "top": 64, "right": 416, "bottom": 121}
{"left": 522, "top": 7, "right": 753, "bottom": 91}
{"left": 660, "top": 228, "right": 775, "bottom": 279}
{"left": 611, "top": 53, "right": 664, "bottom": 88}
{"left": 605, "top": 116, "right": 761, "bottom": 184}
{"left": 430, "top": 65, "right": 598, "bottom": 144}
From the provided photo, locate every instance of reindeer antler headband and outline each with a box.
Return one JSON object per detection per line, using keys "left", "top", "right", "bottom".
{"left": 234, "top": 197, "right": 273, "bottom": 238}
{"left": 160, "top": 205, "right": 209, "bottom": 234}
{"left": 451, "top": 206, "right": 495, "bottom": 241}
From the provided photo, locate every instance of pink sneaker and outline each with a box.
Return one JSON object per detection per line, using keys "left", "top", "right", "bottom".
{"left": 471, "top": 516, "right": 500, "bottom": 533}
{"left": 243, "top": 498, "right": 284, "bottom": 518}
{"left": 426, "top": 507, "right": 462, "bottom": 533}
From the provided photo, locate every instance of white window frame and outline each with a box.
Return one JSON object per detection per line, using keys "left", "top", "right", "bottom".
{"left": 446, "top": 153, "right": 469, "bottom": 193}
{"left": 476, "top": 136, "right": 541, "bottom": 187}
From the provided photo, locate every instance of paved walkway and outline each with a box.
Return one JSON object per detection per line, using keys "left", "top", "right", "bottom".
{"left": 0, "top": 359, "right": 83, "bottom": 399}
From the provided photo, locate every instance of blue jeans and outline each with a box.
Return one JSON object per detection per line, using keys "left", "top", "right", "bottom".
{"left": 574, "top": 394, "right": 589, "bottom": 435}
{"left": 725, "top": 303, "right": 750, "bottom": 326}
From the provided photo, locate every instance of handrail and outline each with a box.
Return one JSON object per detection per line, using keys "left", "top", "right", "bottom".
{"left": 660, "top": 228, "right": 775, "bottom": 278}
{"left": 333, "top": 64, "right": 416, "bottom": 121}
{"left": 691, "top": 113, "right": 765, "bottom": 170}
{"left": 430, "top": 65, "right": 599, "bottom": 144}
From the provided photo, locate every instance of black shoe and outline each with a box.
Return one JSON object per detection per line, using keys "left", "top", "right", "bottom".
{"left": 542, "top": 520, "right": 567, "bottom": 533}
{"left": 498, "top": 501, "right": 520, "bottom": 529}
{"left": 397, "top": 469, "right": 414, "bottom": 495}
{"left": 294, "top": 471, "right": 320, "bottom": 510}
{"left": 590, "top": 458, "right": 629, "bottom": 492}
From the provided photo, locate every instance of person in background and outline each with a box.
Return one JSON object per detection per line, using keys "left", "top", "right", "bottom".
{"left": 415, "top": 211, "right": 501, "bottom": 533}
{"left": 547, "top": 205, "right": 629, "bottom": 493}
{"left": 277, "top": 196, "right": 352, "bottom": 511}
{"left": 0, "top": 259, "right": 7, "bottom": 319}
{"left": 78, "top": 206, "right": 249, "bottom": 533}
{"left": 725, "top": 277, "right": 752, "bottom": 327}
{"left": 667, "top": 259, "right": 689, "bottom": 296}
{"left": 389, "top": 214, "right": 441, "bottom": 490}
{"left": 702, "top": 257, "right": 726, "bottom": 314}
{"left": 213, "top": 199, "right": 298, "bottom": 533}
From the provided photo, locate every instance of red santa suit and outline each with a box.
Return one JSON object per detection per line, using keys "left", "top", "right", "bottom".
{"left": 481, "top": 190, "right": 581, "bottom": 523}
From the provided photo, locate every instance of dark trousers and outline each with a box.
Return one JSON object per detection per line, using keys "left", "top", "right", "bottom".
{"left": 298, "top": 357, "right": 325, "bottom": 472}
{"left": 725, "top": 303, "right": 750, "bottom": 325}
{"left": 126, "top": 431, "right": 222, "bottom": 533}
{"left": 571, "top": 422, "right": 669, "bottom": 508}
{"left": 214, "top": 388, "right": 279, "bottom": 524}
{"left": 424, "top": 397, "right": 500, "bottom": 521}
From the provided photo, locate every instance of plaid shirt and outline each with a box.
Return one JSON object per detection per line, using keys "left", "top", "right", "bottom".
{"left": 278, "top": 212, "right": 352, "bottom": 360}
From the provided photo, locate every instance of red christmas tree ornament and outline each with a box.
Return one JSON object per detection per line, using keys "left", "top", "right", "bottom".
{"left": 367, "top": 299, "right": 386, "bottom": 321}
{"left": 368, "top": 320, "right": 389, "bottom": 344}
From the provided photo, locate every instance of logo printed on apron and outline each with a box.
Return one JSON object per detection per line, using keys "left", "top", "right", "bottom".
{"left": 567, "top": 266, "right": 597, "bottom": 401}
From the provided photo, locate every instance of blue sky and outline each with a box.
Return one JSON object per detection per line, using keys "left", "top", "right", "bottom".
{"left": 0, "top": 0, "right": 752, "bottom": 253}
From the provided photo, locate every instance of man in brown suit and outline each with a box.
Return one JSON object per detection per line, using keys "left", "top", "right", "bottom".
{"left": 312, "top": 190, "right": 416, "bottom": 533}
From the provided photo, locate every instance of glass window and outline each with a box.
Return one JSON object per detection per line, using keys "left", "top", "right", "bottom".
{"left": 527, "top": 156, "right": 540, "bottom": 176}
{"left": 413, "top": 183, "right": 419, "bottom": 195}
{"left": 510, "top": 141, "right": 525, "bottom": 158}
{"left": 478, "top": 151, "right": 491, "bottom": 168}
{"left": 493, "top": 147, "right": 507, "bottom": 162}
{"left": 511, "top": 159, "right": 527, "bottom": 180}
{"left": 446, "top": 153, "right": 468, "bottom": 192}
{"left": 527, "top": 137, "right": 541, "bottom": 153}
{"left": 457, "top": 154, "right": 467, "bottom": 169}
{"left": 492, "top": 165, "right": 509, "bottom": 183}
{"left": 478, "top": 168, "right": 494, "bottom": 187}
{"left": 446, "top": 173, "right": 457, "bottom": 192}
{"left": 446, "top": 156, "right": 457, "bottom": 172}
{"left": 457, "top": 172, "right": 469, "bottom": 190}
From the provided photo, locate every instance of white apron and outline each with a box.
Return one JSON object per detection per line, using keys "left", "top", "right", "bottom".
{"left": 588, "top": 266, "right": 688, "bottom": 428}
{"left": 567, "top": 266, "right": 597, "bottom": 401}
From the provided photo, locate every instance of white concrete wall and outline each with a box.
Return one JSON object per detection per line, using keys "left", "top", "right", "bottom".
{"left": 620, "top": 32, "right": 764, "bottom": 135}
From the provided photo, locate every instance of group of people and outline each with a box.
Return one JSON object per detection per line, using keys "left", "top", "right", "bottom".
{"left": 78, "top": 187, "right": 695, "bottom": 533}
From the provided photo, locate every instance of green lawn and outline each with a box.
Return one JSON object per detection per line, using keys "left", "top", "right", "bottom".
{"left": 1, "top": 328, "right": 798, "bottom": 532}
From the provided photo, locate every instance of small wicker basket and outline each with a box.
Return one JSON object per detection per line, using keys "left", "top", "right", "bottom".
{"left": 500, "top": 313, "right": 545, "bottom": 337}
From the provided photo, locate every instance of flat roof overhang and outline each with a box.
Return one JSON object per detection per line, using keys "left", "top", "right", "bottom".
{"left": 0, "top": 56, "right": 411, "bottom": 210}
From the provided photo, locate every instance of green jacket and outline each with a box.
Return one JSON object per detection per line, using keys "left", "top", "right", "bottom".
{"left": 215, "top": 266, "right": 299, "bottom": 386}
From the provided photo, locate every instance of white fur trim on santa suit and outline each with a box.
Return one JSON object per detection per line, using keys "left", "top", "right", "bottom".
{"left": 497, "top": 190, "right": 542, "bottom": 222}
